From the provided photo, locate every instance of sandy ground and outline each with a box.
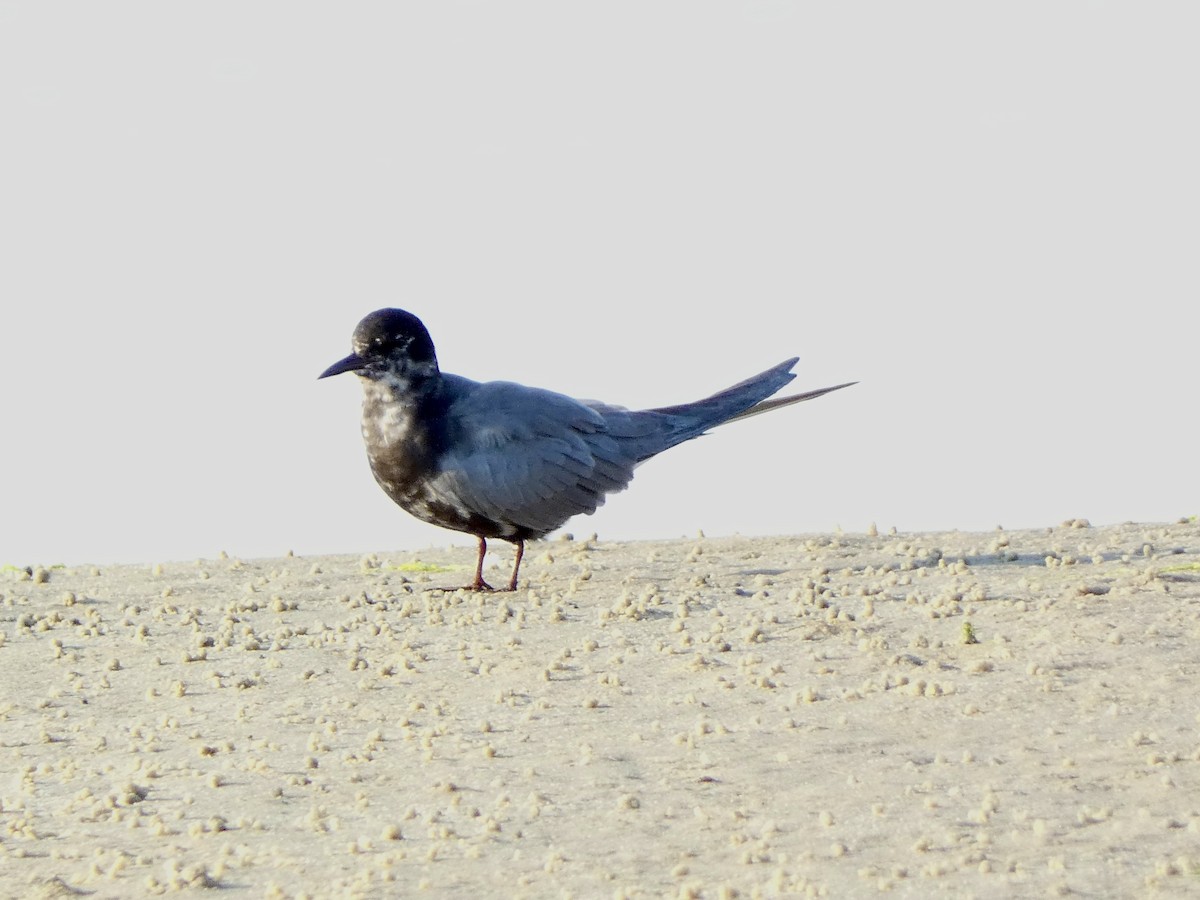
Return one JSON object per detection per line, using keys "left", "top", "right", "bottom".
{"left": 3, "top": 519, "right": 1200, "bottom": 899}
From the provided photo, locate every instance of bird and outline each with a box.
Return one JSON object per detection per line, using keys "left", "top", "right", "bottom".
{"left": 320, "top": 308, "right": 854, "bottom": 592}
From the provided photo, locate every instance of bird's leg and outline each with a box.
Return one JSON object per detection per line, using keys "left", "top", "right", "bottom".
{"left": 504, "top": 539, "right": 525, "bottom": 592}
{"left": 470, "top": 536, "right": 494, "bottom": 592}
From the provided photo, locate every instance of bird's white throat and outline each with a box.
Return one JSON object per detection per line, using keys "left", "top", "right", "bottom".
{"left": 360, "top": 376, "right": 421, "bottom": 448}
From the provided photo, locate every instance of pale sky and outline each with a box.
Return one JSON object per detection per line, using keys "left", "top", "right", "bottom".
{"left": 3, "top": 3, "right": 1196, "bottom": 566}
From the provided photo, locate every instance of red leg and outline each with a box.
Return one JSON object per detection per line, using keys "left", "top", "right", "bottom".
{"left": 470, "top": 536, "right": 494, "bottom": 591}
{"left": 504, "top": 539, "right": 525, "bottom": 592}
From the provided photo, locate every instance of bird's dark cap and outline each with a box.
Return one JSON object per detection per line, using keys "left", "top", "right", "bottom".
{"left": 319, "top": 308, "right": 438, "bottom": 380}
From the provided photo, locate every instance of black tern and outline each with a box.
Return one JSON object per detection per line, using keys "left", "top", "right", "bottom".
{"left": 321, "top": 308, "right": 854, "bottom": 591}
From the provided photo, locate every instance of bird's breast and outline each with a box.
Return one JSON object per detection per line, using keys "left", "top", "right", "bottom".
{"left": 359, "top": 383, "right": 438, "bottom": 501}
{"left": 365, "top": 398, "right": 416, "bottom": 449}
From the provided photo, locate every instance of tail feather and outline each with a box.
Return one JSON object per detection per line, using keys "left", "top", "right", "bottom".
{"left": 722, "top": 381, "right": 858, "bottom": 425}
{"left": 603, "top": 361, "right": 855, "bottom": 467}
{"left": 647, "top": 357, "right": 799, "bottom": 424}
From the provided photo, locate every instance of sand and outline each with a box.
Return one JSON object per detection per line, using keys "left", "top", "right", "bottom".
{"left": 3, "top": 519, "right": 1199, "bottom": 898}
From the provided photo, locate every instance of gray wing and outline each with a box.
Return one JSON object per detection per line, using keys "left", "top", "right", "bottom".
{"left": 426, "top": 359, "right": 817, "bottom": 537}
{"left": 428, "top": 378, "right": 663, "bottom": 536}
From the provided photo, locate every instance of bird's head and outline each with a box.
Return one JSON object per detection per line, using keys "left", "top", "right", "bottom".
{"left": 319, "top": 308, "right": 440, "bottom": 387}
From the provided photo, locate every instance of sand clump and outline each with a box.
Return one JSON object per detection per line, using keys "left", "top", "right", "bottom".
{"left": 2, "top": 520, "right": 1200, "bottom": 897}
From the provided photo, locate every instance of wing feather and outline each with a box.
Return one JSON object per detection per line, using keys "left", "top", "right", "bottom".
{"left": 419, "top": 359, "right": 824, "bottom": 538}
{"left": 428, "top": 380, "right": 641, "bottom": 536}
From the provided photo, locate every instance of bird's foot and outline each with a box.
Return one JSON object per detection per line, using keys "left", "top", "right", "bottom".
{"left": 434, "top": 578, "right": 518, "bottom": 593}
{"left": 474, "top": 580, "right": 521, "bottom": 593}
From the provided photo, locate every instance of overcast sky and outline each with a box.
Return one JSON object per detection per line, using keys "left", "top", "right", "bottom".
{"left": 3, "top": 2, "right": 1196, "bottom": 566}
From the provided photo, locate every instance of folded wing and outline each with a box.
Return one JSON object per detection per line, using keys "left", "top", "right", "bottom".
{"left": 429, "top": 360, "right": 808, "bottom": 537}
